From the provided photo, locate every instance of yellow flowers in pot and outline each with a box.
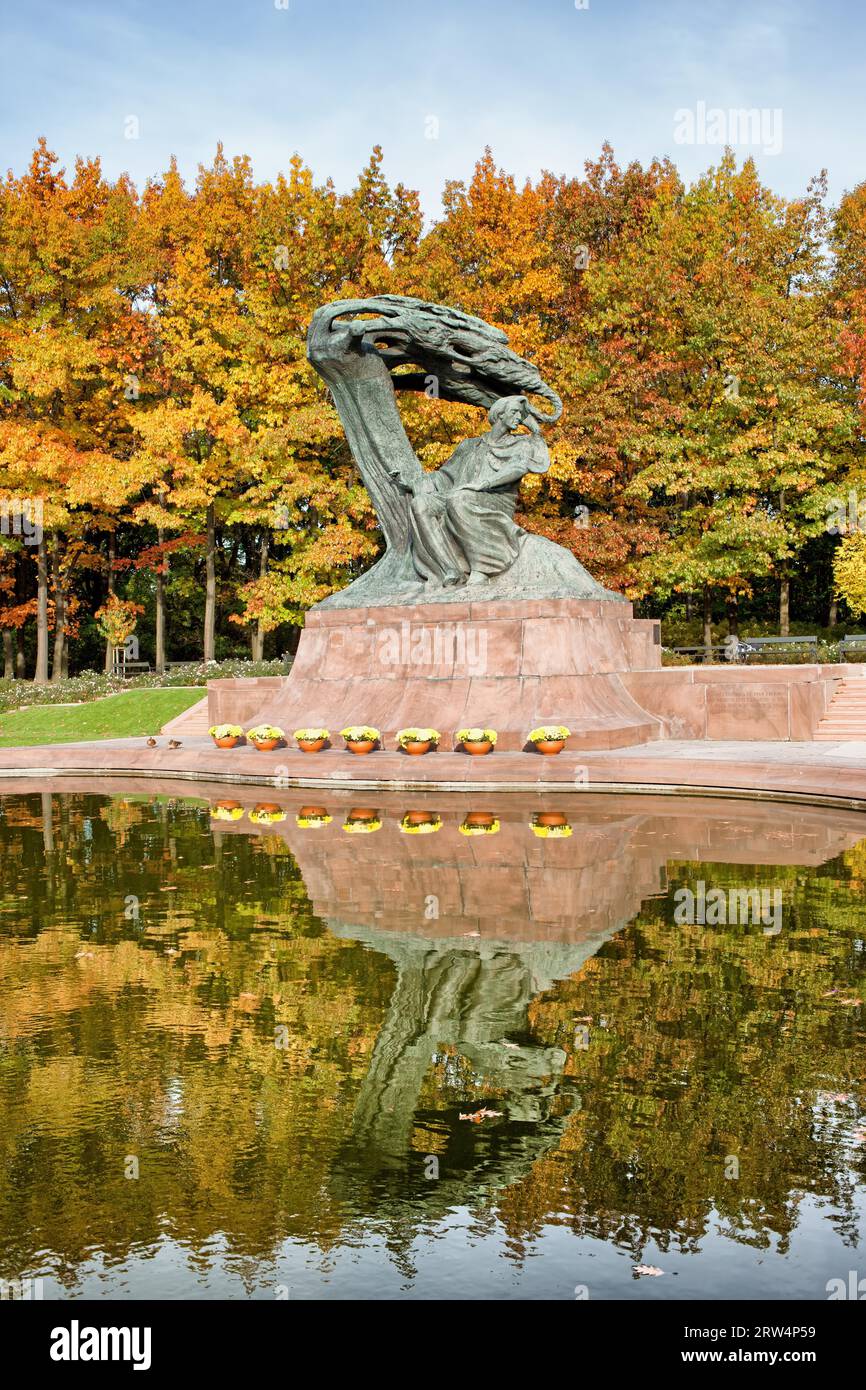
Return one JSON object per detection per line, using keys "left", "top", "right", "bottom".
{"left": 395, "top": 727, "right": 440, "bottom": 754}
{"left": 456, "top": 727, "right": 497, "bottom": 754}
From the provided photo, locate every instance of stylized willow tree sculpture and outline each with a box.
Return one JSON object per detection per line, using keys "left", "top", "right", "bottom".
{"left": 307, "top": 295, "right": 615, "bottom": 609}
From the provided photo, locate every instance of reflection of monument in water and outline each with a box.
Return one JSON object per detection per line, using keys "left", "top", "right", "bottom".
{"left": 218, "top": 791, "right": 866, "bottom": 1209}
{"left": 199, "top": 290, "right": 866, "bottom": 1221}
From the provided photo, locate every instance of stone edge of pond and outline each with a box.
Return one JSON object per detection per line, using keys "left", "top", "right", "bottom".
{"left": 1, "top": 759, "right": 866, "bottom": 812}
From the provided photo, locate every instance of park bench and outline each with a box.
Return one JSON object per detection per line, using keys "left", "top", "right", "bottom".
{"left": 839, "top": 634, "right": 866, "bottom": 660}
{"left": 110, "top": 654, "right": 151, "bottom": 677}
{"left": 739, "top": 636, "right": 818, "bottom": 662}
{"left": 669, "top": 643, "right": 750, "bottom": 663}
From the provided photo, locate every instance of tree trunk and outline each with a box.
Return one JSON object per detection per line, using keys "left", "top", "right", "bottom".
{"left": 41, "top": 791, "right": 54, "bottom": 855}
{"left": 204, "top": 503, "right": 216, "bottom": 662}
{"left": 155, "top": 527, "right": 167, "bottom": 675}
{"left": 104, "top": 531, "right": 116, "bottom": 673}
{"left": 829, "top": 596, "right": 838, "bottom": 629}
{"left": 35, "top": 535, "right": 49, "bottom": 683}
{"left": 251, "top": 530, "right": 269, "bottom": 662}
{"left": 51, "top": 537, "right": 65, "bottom": 683}
{"left": 3, "top": 629, "right": 13, "bottom": 679}
{"left": 685, "top": 593, "right": 693, "bottom": 621}
{"left": 727, "top": 594, "right": 739, "bottom": 640}
{"left": 13, "top": 553, "right": 26, "bottom": 678}
{"left": 779, "top": 575, "right": 790, "bottom": 637}
{"left": 702, "top": 585, "right": 713, "bottom": 656}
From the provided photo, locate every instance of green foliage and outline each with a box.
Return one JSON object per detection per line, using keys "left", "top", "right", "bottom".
{"left": 834, "top": 532, "right": 866, "bottom": 617}
{"left": 3, "top": 140, "right": 866, "bottom": 670}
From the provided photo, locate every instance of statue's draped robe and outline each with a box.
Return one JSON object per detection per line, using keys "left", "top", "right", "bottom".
{"left": 407, "top": 431, "right": 549, "bottom": 585}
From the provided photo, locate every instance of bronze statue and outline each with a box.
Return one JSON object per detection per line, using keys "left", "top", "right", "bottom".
{"left": 390, "top": 394, "right": 549, "bottom": 591}
{"left": 306, "top": 294, "right": 623, "bottom": 608}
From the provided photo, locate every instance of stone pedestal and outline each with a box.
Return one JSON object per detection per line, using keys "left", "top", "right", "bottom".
{"left": 209, "top": 598, "right": 664, "bottom": 751}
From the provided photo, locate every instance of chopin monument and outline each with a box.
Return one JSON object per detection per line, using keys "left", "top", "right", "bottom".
{"left": 305, "top": 294, "right": 623, "bottom": 608}
{"left": 209, "top": 295, "right": 837, "bottom": 751}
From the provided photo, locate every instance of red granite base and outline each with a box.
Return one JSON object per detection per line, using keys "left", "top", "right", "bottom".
{"left": 621, "top": 665, "right": 844, "bottom": 741}
{"left": 210, "top": 599, "right": 664, "bottom": 750}
{"left": 209, "top": 600, "right": 846, "bottom": 749}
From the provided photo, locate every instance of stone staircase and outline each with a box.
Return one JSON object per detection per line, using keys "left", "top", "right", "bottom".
{"left": 815, "top": 670, "right": 866, "bottom": 740}
{"left": 160, "top": 694, "right": 210, "bottom": 738}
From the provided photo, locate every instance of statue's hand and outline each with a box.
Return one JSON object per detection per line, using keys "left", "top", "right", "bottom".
{"left": 387, "top": 467, "right": 415, "bottom": 496}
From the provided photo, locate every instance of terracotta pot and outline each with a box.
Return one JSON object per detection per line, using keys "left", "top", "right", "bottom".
{"left": 535, "top": 812, "right": 568, "bottom": 828}
{"left": 297, "top": 738, "right": 325, "bottom": 753}
{"left": 402, "top": 740, "right": 432, "bottom": 756}
{"left": 215, "top": 799, "right": 241, "bottom": 812}
{"left": 346, "top": 739, "right": 375, "bottom": 756}
{"left": 464, "top": 812, "right": 495, "bottom": 827}
{"left": 404, "top": 810, "right": 436, "bottom": 826}
{"left": 462, "top": 739, "right": 492, "bottom": 756}
{"left": 535, "top": 739, "right": 566, "bottom": 756}
{"left": 250, "top": 738, "right": 281, "bottom": 752}
{"left": 255, "top": 803, "right": 283, "bottom": 815}
{"left": 298, "top": 805, "right": 328, "bottom": 819}
{"left": 348, "top": 808, "right": 378, "bottom": 821}
{"left": 213, "top": 735, "right": 241, "bottom": 749}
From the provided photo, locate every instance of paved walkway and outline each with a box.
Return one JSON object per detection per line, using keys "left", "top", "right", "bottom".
{"left": 0, "top": 736, "right": 865, "bottom": 808}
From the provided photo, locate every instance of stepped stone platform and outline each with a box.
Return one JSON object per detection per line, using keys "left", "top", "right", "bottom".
{"left": 208, "top": 598, "right": 664, "bottom": 751}
{"left": 206, "top": 595, "right": 853, "bottom": 751}
{"left": 1, "top": 609, "right": 863, "bottom": 805}
{"left": 815, "top": 669, "right": 866, "bottom": 739}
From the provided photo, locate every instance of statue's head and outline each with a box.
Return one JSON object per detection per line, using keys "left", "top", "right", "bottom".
{"left": 488, "top": 395, "right": 529, "bottom": 432}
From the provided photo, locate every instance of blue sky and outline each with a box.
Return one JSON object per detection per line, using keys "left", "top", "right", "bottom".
{"left": 2, "top": 0, "right": 863, "bottom": 216}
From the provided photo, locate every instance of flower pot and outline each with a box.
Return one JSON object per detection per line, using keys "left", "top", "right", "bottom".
{"left": 535, "top": 812, "right": 568, "bottom": 828}
{"left": 213, "top": 735, "right": 241, "bottom": 749}
{"left": 404, "top": 810, "right": 436, "bottom": 826}
{"left": 250, "top": 738, "right": 281, "bottom": 752}
{"left": 254, "top": 802, "right": 283, "bottom": 815}
{"left": 464, "top": 811, "right": 495, "bottom": 827}
{"left": 402, "top": 740, "right": 432, "bottom": 756}
{"left": 346, "top": 739, "right": 375, "bottom": 756}
{"left": 348, "top": 807, "right": 378, "bottom": 821}
{"left": 535, "top": 739, "right": 566, "bottom": 756}
{"left": 297, "top": 738, "right": 325, "bottom": 753}
{"left": 298, "top": 805, "right": 328, "bottom": 820}
{"left": 214, "top": 800, "right": 241, "bottom": 812}
{"left": 463, "top": 740, "right": 492, "bottom": 756}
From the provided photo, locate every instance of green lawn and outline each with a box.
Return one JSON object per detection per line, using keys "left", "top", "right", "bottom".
{"left": 0, "top": 689, "right": 204, "bottom": 747}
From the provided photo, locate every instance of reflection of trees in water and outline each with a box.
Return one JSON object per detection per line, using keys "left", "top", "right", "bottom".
{"left": 0, "top": 792, "right": 864, "bottom": 1287}
{"left": 503, "top": 866, "right": 866, "bottom": 1259}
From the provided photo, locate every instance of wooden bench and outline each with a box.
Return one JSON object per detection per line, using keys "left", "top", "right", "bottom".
{"left": 839, "top": 635, "right": 866, "bottom": 659}
{"left": 740, "top": 636, "right": 818, "bottom": 662}
{"left": 112, "top": 658, "right": 152, "bottom": 678}
{"left": 669, "top": 644, "right": 748, "bottom": 663}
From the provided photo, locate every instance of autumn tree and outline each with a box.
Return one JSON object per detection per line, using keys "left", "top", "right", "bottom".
{"left": 0, "top": 140, "right": 148, "bottom": 678}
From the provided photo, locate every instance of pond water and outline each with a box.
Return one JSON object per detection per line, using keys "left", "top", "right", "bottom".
{"left": 0, "top": 787, "right": 865, "bottom": 1301}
